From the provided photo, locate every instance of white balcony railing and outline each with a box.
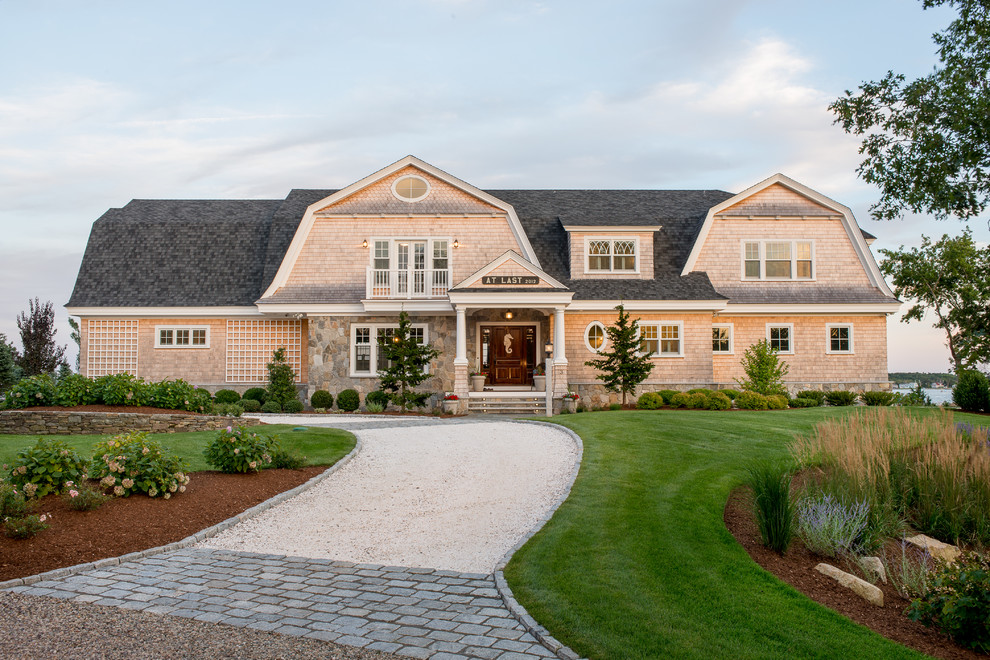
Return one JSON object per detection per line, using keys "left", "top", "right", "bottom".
{"left": 367, "top": 267, "right": 451, "bottom": 299}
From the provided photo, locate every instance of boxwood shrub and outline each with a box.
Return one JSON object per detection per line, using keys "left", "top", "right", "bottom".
{"left": 668, "top": 392, "right": 690, "bottom": 408}
{"left": 719, "top": 389, "right": 740, "bottom": 401}
{"left": 283, "top": 399, "right": 305, "bottom": 413}
{"left": 239, "top": 398, "right": 262, "bottom": 413}
{"left": 789, "top": 397, "right": 818, "bottom": 408}
{"left": 213, "top": 389, "right": 241, "bottom": 404}
{"left": 736, "top": 390, "right": 770, "bottom": 410}
{"left": 310, "top": 390, "right": 334, "bottom": 409}
{"left": 705, "top": 391, "right": 732, "bottom": 410}
{"left": 242, "top": 387, "right": 268, "bottom": 404}
{"left": 366, "top": 390, "right": 390, "bottom": 409}
{"left": 658, "top": 389, "right": 680, "bottom": 403}
{"left": 337, "top": 389, "right": 360, "bottom": 412}
{"left": 766, "top": 394, "right": 789, "bottom": 410}
{"left": 637, "top": 392, "right": 664, "bottom": 410}
{"left": 260, "top": 400, "right": 282, "bottom": 413}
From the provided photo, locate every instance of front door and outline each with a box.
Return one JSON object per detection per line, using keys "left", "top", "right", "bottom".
{"left": 481, "top": 325, "right": 535, "bottom": 385}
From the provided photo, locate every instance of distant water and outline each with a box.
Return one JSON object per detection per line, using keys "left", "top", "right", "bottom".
{"left": 893, "top": 386, "right": 954, "bottom": 406}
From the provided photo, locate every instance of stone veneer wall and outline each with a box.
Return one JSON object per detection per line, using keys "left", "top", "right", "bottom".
{"left": 0, "top": 411, "right": 262, "bottom": 436}
{"left": 308, "top": 315, "right": 458, "bottom": 404}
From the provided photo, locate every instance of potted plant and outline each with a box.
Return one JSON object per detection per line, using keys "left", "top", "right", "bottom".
{"left": 442, "top": 392, "right": 459, "bottom": 414}
{"left": 470, "top": 371, "right": 487, "bottom": 392}
{"left": 562, "top": 391, "right": 579, "bottom": 413}
{"left": 533, "top": 363, "right": 546, "bottom": 391}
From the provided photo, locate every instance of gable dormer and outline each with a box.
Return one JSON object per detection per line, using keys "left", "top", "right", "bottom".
{"left": 562, "top": 224, "right": 661, "bottom": 280}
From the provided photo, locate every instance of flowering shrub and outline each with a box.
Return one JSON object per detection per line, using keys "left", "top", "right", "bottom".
{"left": 148, "top": 379, "right": 212, "bottom": 413}
{"left": 909, "top": 550, "right": 990, "bottom": 652}
{"left": 62, "top": 480, "right": 109, "bottom": 511}
{"left": 796, "top": 493, "right": 872, "bottom": 558}
{"left": 2, "top": 374, "right": 57, "bottom": 409}
{"left": 203, "top": 426, "right": 281, "bottom": 473}
{"left": 94, "top": 373, "right": 149, "bottom": 406}
{"left": 90, "top": 431, "right": 189, "bottom": 498}
{"left": 0, "top": 480, "right": 31, "bottom": 519}
{"left": 4, "top": 513, "right": 49, "bottom": 539}
{"left": 52, "top": 373, "right": 99, "bottom": 407}
{"left": 563, "top": 392, "right": 579, "bottom": 400}
{"left": 8, "top": 437, "right": 87, "bottom": 497}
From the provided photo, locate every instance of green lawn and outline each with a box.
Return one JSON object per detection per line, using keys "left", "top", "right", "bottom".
{"left": 507, "top": 408, "right": 988, "bottom": 659}
{"left": 0, "top": 424, "right": 355, "bottom": 472}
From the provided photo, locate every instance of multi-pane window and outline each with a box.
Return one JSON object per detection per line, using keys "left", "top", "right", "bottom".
{"left": 640, "top": 323, "right": 682, "bottom": 356}
{"left": 156, "top": 326, "right": 208, "bottom": 348}
{"left": 374, "top": 241, "right": 390, "bottom": 269}
{"left": 742, "top": 240, "right": 813, "bottom": 280}
{"left": 767, "top": 325, "right": 793, "bottom": 353}
{"left": 351, "top": 323, "right": 429, "bottom": 376}
{"left": 587, "top": 238, "right": 637, "bottom": 272}
{"left": 369, "top": 238, "right": 451, "bottom": 298}
{"left": 712, "top": 325, "right": 732, "bottom": 353}
{"left": 828, "top": 325, "right": 852, "bottom": 353}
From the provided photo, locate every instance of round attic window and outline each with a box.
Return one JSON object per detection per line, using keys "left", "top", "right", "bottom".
{"left": 392, "top": 175, "right": 430, "bottom": 202}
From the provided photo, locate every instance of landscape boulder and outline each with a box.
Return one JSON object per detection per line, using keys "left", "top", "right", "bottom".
{"left": 905, "top": 534, "right": 960, "bottom": 564}
{"left": 815, "top": 563, "right": 884, "bottom": 607}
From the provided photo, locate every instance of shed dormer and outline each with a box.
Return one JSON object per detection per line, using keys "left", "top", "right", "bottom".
{"left": 563, "top": 224, "right": 661, "bottom": 280}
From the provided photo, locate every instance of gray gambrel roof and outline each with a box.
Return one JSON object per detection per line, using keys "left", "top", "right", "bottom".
{"left": 66, "top": 187, "right": 881, "bottom": 307}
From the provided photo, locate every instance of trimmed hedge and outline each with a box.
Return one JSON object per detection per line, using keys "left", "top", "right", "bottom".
{"left": 337, "top": 389, "right": 360, "bottom": 412}
{"left": 243, "top": 387, "right": 267, "bottom": 404}
{"left": 637, "top": 392, "right": 664, "bottom": 410}
{"left": 214, "top": 389, "right": 241, "bottom": 404}
{"left": 736, "top": 391, "right": 769, "bottom": 410}
{"left": 310, "top": 390, "right": 334, "bottom": 409}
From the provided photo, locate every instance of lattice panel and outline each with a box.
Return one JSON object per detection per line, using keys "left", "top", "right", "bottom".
{"left": 226, "top": 319, "right": 302, "bottom": 383}
{"left": 87, "top": 320, "right": 139, "bottom": 377}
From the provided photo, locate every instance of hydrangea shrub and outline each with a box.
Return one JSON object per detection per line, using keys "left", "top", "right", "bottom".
{"left": 8, "top": 437, "right": 87, "bottom": 498}
{"left": 90, "top": 431, "right": 189, "bottom": 498}
{"left": 203, "top": 426, "right": 281, "bottom": 473}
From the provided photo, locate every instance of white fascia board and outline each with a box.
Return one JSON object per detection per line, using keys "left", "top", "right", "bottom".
{"left": 680, "top": 174, "right": 896, "bottom": 297}
{"left": 447, "top": 291, "right": 574, "bottom": 307}
{"left": 360, "top": 300, "right": 455, "bottom": 313}
{"left": 452, "top": 250, "right": 567, "bottom": 290}
{"left": 567, "top": 299, "right": 728, "bottom": 312}
{"left": 65, "top": 306, "right": 262, "bottom": 318}
{"left": 254, "top": 303, "right": 366, "bottom": 315}
{"left": 719, "top": 302, "right": 903, "bottom": 315}
{"left": 261, "top": 156, "right": 541, "bottom": 299}
{"left": 562, "top": 225, "right": 663, "bottom": 232}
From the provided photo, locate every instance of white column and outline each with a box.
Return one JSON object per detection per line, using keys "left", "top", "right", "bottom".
{"left": 554, "top": 307, "right": 567, "bottom": 364}
{"left": 454, "top": 306, "right": 468, "bottom": 365}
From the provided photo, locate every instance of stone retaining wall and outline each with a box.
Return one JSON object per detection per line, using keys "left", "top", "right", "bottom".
{"left": 0, "top": 411, "right": 263, "bottom": 436}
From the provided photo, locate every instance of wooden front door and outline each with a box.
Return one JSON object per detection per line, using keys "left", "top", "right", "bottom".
{"left": 481, "top": 325, "right": 535, "bottom": 385}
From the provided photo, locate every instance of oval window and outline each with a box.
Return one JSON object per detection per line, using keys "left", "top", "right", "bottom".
{"left": 392, "top": 175, "right": 430, "bottom": 202}
{"left": 585, "top": 322, "right": 607, "bottom": 353}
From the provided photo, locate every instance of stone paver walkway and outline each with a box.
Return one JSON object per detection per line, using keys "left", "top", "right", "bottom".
{"left": 8, "top": 547, "right": 555, "bottom": 659}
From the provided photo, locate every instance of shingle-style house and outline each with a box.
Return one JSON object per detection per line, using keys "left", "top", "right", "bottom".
{"left": 67, "top": 155, "right": 900, "bottom": 412}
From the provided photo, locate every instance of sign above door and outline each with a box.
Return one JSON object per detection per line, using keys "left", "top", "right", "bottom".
{"left": 481, "top": 275, "right": 540, "bottom": 285}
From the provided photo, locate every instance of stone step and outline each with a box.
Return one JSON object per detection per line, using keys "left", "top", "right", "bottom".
{"left": 468, "top": 396, "right": 547, "bottom": 414}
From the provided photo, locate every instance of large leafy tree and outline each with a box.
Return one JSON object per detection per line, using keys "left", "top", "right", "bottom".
{"left": 880, "top": 229, "right": 990, "bottom": 371}
{"left": 378, "top": 311, "right": 441, "bottom": 412}
{"left": 830, "top": 0, "right": 990, "bottom": 221}
{"left": 16, "top": 298, "right": 67, "bottom": 377}
{"left": 584, "top": 304, "right": 655, "bottom": 406}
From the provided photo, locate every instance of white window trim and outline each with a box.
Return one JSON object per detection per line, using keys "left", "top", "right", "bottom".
{"left": 155, "top": 325, "right": 210, "bottom": 349}
{"left": 740, "top": 239, "right": 815, "bottom": 282}
{"left": 766, "top": 323, "right": 795, "bottom": 355}
{"left": 390, "top": 174, "right": 431, "bottom": 202}
{"left": 585, "top": 236, "right": 641, "bottom": 275}
{"left": 826, "top": 323, "right": 854, "bottom": 355}
{"left": 638, "top": 321, "right": 684, "bottom": 358}
{"left": 712, "top": 323, "right": 733, "bottom": 354}
{"left": 584, "top": 321, "right": 608, "bottom": 353}
{"left": 349, "top": 322, "right": 430, "bottom": 378}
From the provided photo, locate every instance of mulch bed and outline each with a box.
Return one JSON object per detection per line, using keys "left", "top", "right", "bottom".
{"left": 17, "top": 405, "right": 212, "bottom": 415}
{"left": 724, "top": 486, "right": 982, "bottom": 659}
{"left": 0, "top": 467, "right": 324, "bottom": 583}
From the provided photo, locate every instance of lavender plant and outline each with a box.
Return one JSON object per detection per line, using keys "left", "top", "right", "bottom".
{"left": 796, "top": 493, "right": 871, "bottom": 558}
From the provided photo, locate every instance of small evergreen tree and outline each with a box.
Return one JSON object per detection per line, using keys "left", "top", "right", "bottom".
{"left": 378, "top": 311, "right": 441, "bottom": 412}
{"left": 16, "top": 298, "right": 66, "bottom": 377}
{"left": 584, "top": 304, "right": 655, "bottom": 406}
{"left": 265, "top": 347, "right": 299, "bottom": 410}
{"left": 736, "top": 340, "right": 789, "bottom": 396}
{"left": 0, "top": 333, "right": 18, "bottom": 394}
{"left": 68, "top": 317, "right": 81, "bottom": 371}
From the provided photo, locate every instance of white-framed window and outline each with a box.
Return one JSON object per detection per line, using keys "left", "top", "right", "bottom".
{"left": 584, "top": 321, "right": 608, "bottom": 353}
{"left": 391, "top": 175, "right": 430, "bottom": 202}
{"left": 369, "top": 238, "right": 451, "bottom": 297}
{"left": 156, "top": 325, "right": 209, "bottom": 348}
{"left": 350, "top": 322, "right": 430, "bottom": 377}
{"left": 766, "top": 323, "right": 794, "bottom": 354}
{"left": 827, "top": 324, "right": 853, "bottom": 354}
{"left": 586, "top": 237, "right": 638, "bottom": 273}
{"left": 639, "top": 322, "right": 683, "bottom": 357}
{"left": 712, "top": 324, "right": 733, "bottom": 354}
{"left": 742, "top": 240, "right": 814, "bottom": 280}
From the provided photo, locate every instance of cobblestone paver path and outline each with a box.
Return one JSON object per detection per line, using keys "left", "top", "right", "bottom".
{"left": 8, "top": 547, "right": 555, "bottom": 659}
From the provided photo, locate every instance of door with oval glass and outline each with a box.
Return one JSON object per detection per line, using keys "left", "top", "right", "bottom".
{"left": 481, "top": 325, "right": 535, "bottom": 385}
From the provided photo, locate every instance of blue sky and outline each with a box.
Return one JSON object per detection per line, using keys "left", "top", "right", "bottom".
{"left": 1, "top": 0, "right": 986, "bottom": 372}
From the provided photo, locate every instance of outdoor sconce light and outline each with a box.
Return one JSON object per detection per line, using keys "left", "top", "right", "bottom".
{"left": 504, "top": 311, "right": 514, "bottom": 320}
{"left": 453, "top": 239, "right": 459, "bottom": 248}
{"left": 362, "top": 239, "right": 368, "bottom": 248}
{"left": 544, "top": 340, "right": 553, "bottom": 356}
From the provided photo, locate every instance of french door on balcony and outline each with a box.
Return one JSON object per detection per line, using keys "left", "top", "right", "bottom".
{"left": 396, "top": 241, "right": 426, "bottom": 296}
{"left": 370, "top": 239, "right": 449, "bottom": 299}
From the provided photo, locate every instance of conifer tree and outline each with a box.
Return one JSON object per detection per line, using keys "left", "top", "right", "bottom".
{"left": 379, "top": 311, "right": 441, "bottom": 412}
{"left": 584, "top": 304, "right": 655, "bottom": 406}
{"left": 0, "top": 333, "right": 18, "bottom": 394}
{"left": 265, "top": 347, "right": 299, "bottom": 408}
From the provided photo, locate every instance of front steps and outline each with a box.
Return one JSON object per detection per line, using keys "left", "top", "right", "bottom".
{"left": 467, "top": 391, "right": 548, "bottom": 415}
